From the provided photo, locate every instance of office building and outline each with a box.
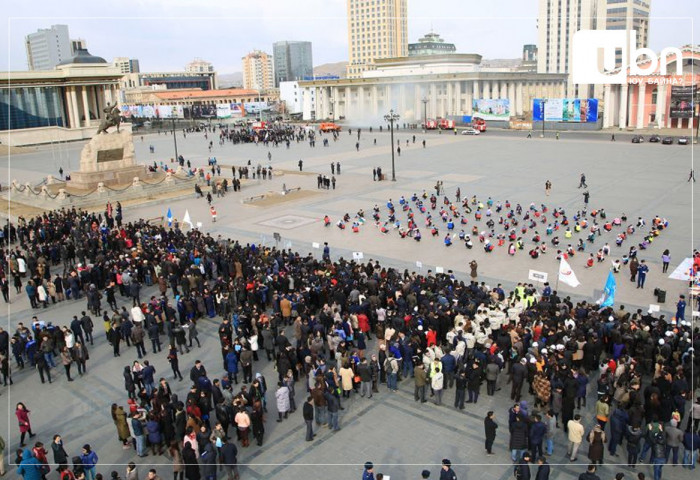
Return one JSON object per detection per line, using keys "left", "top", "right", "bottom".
{"left": 346, "top": 0, "right": 408, "bottom": 78}
{"left": 25, "top": 24, "right": 72, "bottom": 70}
{"left": 273, "top": 41, "right": 313, "bottom": 86}
{"left": 537, "top": 0, "right": 652, "bottom": 97}
{"left": 408, "top": 32, "right": 456, "bottom": 56}
{"left": 186, "top": 58, "right": 215, "bottom": 73}
{"left": 70, "top": 38, "right": 87, "bottom": 55}
{"left": 242, "top": 51, "right": 274, "bottom": 91}
{"left": 113, "top": 57, "right": 141, "bottom": 74}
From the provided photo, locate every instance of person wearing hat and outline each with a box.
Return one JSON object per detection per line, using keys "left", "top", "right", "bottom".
{"left": 439, "top": 459, "right": 457, "bottom": 480}
{"left": 363, "top": 461, "right": 375, "bottom": 480}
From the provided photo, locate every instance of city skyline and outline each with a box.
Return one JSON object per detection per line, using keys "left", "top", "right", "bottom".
{"left": 2, "top": 0, "right": 697, "bottom": 74}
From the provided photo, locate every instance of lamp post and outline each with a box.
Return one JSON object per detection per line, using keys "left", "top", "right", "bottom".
{"left": 171, "top": 116, "right": 179, "bottom": 161}
{"left": 330, "top": 96, "right": 334, "bottom": 122}
{"left": 422, "top": 97, "right": 429, "bottom": 129}
{"left": 540, "top": 99, "right": 547, "bottom": 138}
{"left": 384, "top": 109, "right": 400, "bottom": 181}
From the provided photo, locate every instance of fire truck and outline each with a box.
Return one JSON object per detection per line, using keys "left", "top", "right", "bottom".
{"left": 423, "top": 119, "right": 438, "bottom": 129}
{"left": 471, "top": 117, "right": 487, "bottom": 132}
{"left": 319, "top": 122, "right": 342, "bottom": 132}
{"left": 438, "top": 118, "right": 455, "bottom": 130}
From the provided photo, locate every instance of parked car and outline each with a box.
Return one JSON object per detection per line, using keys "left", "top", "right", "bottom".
{"left": 662, "top": 137, "right": 674, "bottom": 144}
{"left": 678, "top": 136, "right": 689, "bottom": 145}
{"left": 648, "top": 135, "right": 660, "bottom": 143}
{"left": 631, "top": 135, "right": 644, "bottom": 143}
{"left": 461, "top": 128, "right": 480, "bottom": 136}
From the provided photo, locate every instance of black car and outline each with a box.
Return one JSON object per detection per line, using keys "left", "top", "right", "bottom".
{"left": 662, "top": 137, "right": 674, "bottom": 144}
{"left": 649, "top": 135, "right": 660, "bottom": 143}
{"left": 678, "top": 136, "right": 689, "bottom": 145}
{"left": 631, "top": 135, "right": 644, "bottom": 143}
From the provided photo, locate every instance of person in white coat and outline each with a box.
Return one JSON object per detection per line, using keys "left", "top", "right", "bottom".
{"left": 432, "top": 367, "right": 445, "bottom": 405}
{"left": 275, "top": 381, "right": 290, "bottom": 422}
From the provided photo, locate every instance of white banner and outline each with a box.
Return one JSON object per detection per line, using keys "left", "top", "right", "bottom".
{"left": 668, "top": 258, "right": 694, "bottom": 281}
{"left": 528, "top": 269, "right": 548, "bottom": 283}
{"left": 558, "top": 257, "right": 580, "bottom": 287}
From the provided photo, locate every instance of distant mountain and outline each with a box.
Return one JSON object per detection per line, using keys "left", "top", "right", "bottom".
{"left": 313, "top": 61, "right": 348, "bottom": 78}
{"left": 218, "top": 72, "right": 243, "bottom": 88}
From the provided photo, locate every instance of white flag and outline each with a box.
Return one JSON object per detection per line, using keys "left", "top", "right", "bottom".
{"left": 558, "top": 257, "right": 580, "bottom": 287}
{"left": 182, "top": 209, "right": 194, "bottom": 229}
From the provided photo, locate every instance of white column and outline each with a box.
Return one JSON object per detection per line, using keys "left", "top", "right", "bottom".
{"left": 656, "top": 85, "right": 666, "bottom": 128}
{"left": 618, "top": 85, "right": 629, "bottom": 129}
{"left": 482, "top": 81, "right": 490, "bottom": 100}
{"left": 603, "top": 84, "right": 613, "bottom": 128}
{"left": 358, "top": 86, "right": 365, "bottom": 118}
{"left": 399, "top": 84, "right": 406, "bottom": 117}
{"left": 446, "top": 82, "right": 453, "bottom": 116}
{"left": 493, "top": 81, "right": 499, "bottom": 99}
{"left": 516, "top": 82, "right": 524, "bottom": 116}
{"left": 470, "top": 81, "right": 479, "bottom": 115}
{"left": 345, "top": 87, "right": 351, "bottom": 118}
{"left": 385, "top": 85, "right": 391, "bottom": 111}
{"left": 414, "top": 85, "right": 421, "bottom": 122}
{"left": 501, "top": 82, "right": 508, "bottom": 100}
{"left": 508, "top": 82, "right": 516, "bottom": 117}
{"left": 429, "top": 83, "right": 437, "bottom": 119}
{"left": 372, "top": 85, "right": 378, "bottom": 117}
{"left": 70, "top": 87, "right": 80, "bottom": 129}
{"left": 465, "top": 81, "right": 473, "bottom": 115}
{"left": 636, "top": 83, "right": 646, "bottom": 129}
{"left": 454, "top": 81, "right": 462, "bottom": 115}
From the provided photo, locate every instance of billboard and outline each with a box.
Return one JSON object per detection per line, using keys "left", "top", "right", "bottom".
{"left": 244, "top": 101, "right": 269, "bottom": 114}
{"left": 532, "top": 98, "right": 599, "bottom": 122}
{"left": 217, "top": 104, "right": 232, "bottom": 118}
{"left": 472, "top": 99, "right": 511, "bottom": 120}
{"left": 231, "top": 103, "right": 245, "bottom": 118}
{"left": 670, "top": 86, "right": 696, "bottom": 119}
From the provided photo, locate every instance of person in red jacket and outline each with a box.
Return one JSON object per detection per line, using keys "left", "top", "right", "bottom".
{"left": 426, "top": 327, "right": 437, "bottom": 347}
{"left": 357, "top": 313, "right": 371, "bottom": 340}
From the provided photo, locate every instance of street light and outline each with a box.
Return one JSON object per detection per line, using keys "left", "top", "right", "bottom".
{"left": 384, "top": 109, "right": 400, "bottom": 181}
{"left": 422, "top": 97, "right": 429, "bottom": 129}
{"left": 540, "top": 99, "right": 547, "bottom": 138}
{"left": 171, "top": 116, "right": 179, "bottom": 162}
{"left": 330, "top": 96, "right": 335, "bottom": 122}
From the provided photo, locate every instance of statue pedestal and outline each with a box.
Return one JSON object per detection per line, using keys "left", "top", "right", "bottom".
{"left": 68, "top": 129, "right": 146, "bottom": 190}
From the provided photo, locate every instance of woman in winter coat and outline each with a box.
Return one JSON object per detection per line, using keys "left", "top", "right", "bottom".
{"left": 123, "top": 367, "right": 136, "bottom": 399}
{"left": 16, "top": 402, "right": 35, "bottom": 447}
{"left": 275, "top": 381, "right": 290, "bottom": 422}
{"left": 339, "top": 362, "right": 354, "bottom": 398}
{"left": 17, "top": 448, "right": 43, "bottom": 480}
{"left": 168, "top": 441, "right": 184, "bottom": 480}
{"left": 533, "top": 372, "right": 551, "bottom": 409}
{"left": 146, "top": 413, "right": 164, "bottom": 455}
{"left": 250, "top": 400, "right": 265, "bottom": 446}
{"left": 181, "top": 442, "right": 200, "bottom": 480}
{"left": 588, "top": 424, "right": 606, "bottom": 465}
{"left": 111, "top": 404, "right": 130, "bottom": 447}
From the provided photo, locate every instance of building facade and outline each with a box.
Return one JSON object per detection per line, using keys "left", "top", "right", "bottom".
{"left": 602, "top": 46, "right": 698, "bottom": 130}
{"left": 346, "top": 0, "right": 408, "bottom": 78}
{"left": 119, "top": 71, "right": 217, "bottom": 93}
{"left": 25, "top": 24, "right": 72, "bottom": 71}
{"left": 299, "top": 55, "right": 567, "bottom": 123}
{"left": 113, "top": 57, "right": 141, "bottom": 74}
{"left": 408, "top": 32, "right": 456, "bottom": 56}
{"left": 599, "top": 0, "right": 651, "bottom": 68}
{"left": 273, "top": 41, "right": 313, "bottom": 87}
{"left": 186, "top": 58, "right": 215, "bottom": 73}
{"left": 1, "top": 49, "right": 123, "bottom": 145}
{"left": 242, "top": 51, "right": 274, "bottom": 91}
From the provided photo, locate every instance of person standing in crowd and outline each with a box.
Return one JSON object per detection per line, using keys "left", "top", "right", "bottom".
{"left": 484, "top": 411, "right": 498, "bottom": 455}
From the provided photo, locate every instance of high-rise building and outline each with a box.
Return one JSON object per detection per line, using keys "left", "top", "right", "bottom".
{"left": 408, "top": 32, "right": 456, "bottom": 56}
{"left": 537, "top": 0, "right": 652, "bottom": 97}
{"left": 113, "top": 57, "right": 140, "bottom": 74}
{"left": 242, "top": 51, "right": 274, "bottom": 91}
{"left": 185, "top": 58, "right": 215, "bottom": 73}
{"left": 25, "top": 24, "right": 72, "bottom": 70}
{"left": 273, "top": 41, "right": 313, "bottom": 86}
{"left": 70, "top": 38, "right": 87, "bottom": 55}
{"left": 523, "top": 44, "right": 538, "bottom": 62}
{"left": 346, "top": 0, "right": 408, "bottom": 78}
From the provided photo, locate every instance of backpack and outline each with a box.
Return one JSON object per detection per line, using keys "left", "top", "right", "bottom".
{"left": 384, "top": 358, "right": 394, "bottom": 374}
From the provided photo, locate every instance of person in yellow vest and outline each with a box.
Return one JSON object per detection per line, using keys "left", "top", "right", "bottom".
{"left": 210, "top": 206, "right": 217, "bottom": 223}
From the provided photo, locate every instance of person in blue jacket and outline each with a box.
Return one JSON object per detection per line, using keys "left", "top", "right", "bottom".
{"left": 17, "top": 448, "right": 43, "bottom": 480}
{"left": 80, "top": 444, "right": 98, "bottom": 480}
{"left": 225, "top": 348, "right": 239, "bottom": 384}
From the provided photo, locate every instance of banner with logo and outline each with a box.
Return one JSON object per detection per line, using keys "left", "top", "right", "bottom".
{"left": 472, "top": 99, "right": 511, "bottom": 120}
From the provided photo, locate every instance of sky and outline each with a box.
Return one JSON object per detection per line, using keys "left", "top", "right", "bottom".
{"left": 2, "top": 0, "right": 698, "bottom": 74}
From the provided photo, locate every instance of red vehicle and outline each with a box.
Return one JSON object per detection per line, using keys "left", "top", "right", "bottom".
{"left": 251, "top": 121, "right": 268, "bottom": 131}
{"left": 438, "top": 118, "right": 455, "bottom": 130}
{"left": 423, "top": 119, "right": 437, "bottom": 130}
{"left": 319, "top": 122, "right": 341, "bottom": 132}
{"left": 472, "top": 117, "right": 487, "bottom": 132}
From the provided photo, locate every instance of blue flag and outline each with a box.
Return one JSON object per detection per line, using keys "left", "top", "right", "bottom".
{"left": 166, "top": 207, "right": 173, "bottom": 227}
{"left": 600, "top": 271, "right": 616, "bottom": 307}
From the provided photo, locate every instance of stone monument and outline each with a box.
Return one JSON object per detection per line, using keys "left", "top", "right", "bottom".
{"left": 68, "top": 104, "right": 147, "bottom": 189}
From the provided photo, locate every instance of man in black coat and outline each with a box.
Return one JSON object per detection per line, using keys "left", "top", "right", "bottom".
{"left": 484, "top": 411, "right": 498, "bottom": 455}
{"left": 511, "top": 358, "right": 527, "bottom": 402}
{"left": 535, "top": 457, "right": 550, "bottom": 480}
{"left": 303, "top": 397, "right": 315, "bottom": 441}
{"left": 220, "top": 440, "right": 239, "bottom": 480}
{"left": 514, "top": 452, "right": 531, "bottom": 480}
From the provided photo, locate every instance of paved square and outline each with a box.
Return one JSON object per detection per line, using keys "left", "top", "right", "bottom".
{"left": 257, "top": 214, "right": 318, "bottom": 230}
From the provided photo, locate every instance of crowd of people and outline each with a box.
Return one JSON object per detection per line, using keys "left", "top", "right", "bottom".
{"left": 1, "top": 185, "right": 698, "bottom": 480}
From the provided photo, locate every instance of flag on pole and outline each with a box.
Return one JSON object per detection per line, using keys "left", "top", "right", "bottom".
{"left": 599, "top": 271, "right": 616, "bottom": 307}
{"left": 182, "top": 209, "right": 193, "bottom": 229}
{"left": 558, "top": 257, "right": 580, "bottom": 287}
{"left": 166, "top": 208, "right": 173, "bottom": 227}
